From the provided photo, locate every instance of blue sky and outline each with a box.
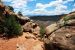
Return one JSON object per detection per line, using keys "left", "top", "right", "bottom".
{"left": 2, "top": 0, "right": 75, "bottom": 16}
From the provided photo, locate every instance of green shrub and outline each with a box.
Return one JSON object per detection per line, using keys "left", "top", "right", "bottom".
{"left": 4, "top": 14, "right": 22, "bottom": 37}
{"left": 40, "top": 25, "right": 45, "bottom": 38}
{"left": 63, "top": 15, "right": 75, "bottom": 22}
{"left": 63, "top": 16, "right": 70, "bottom": 21}
{"left": 0, "top": 22, "right": 4, "bottom": 33}
{"left": 63, "top": 15, "right": 75, "bottom": 27}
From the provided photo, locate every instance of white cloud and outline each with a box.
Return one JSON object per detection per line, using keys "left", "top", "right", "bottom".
{"left": 34, "top": 0, "right": 70, "bottom": 15}
{"left": 72, "top": 8, "right": 75, "bottom": 12}
{"left": 36, "top": 0, "right": 63, "bottom": 9}
{"left": 64, "top": 0, "right": 74, "bottom": 3}
{"left": 22, "top": 0, "right": 74, "bottom": 15}
{"left": 55, "top": 5, "right": 67, "bottom": 10}
{"left": 10, "top": 0, "right": 27, "bottom": 8}
{"left": 2, "top": 0, "right": 74, "bottom": 15}
{"left": 2, "top": 0, "right": 35, "bottom": 12}
{"left": 36, "top": 0, "right": 74, "bottom": 9}
{"left": 31, "top": 4, "right": 69, "bottom": 15}
{"left": 36, "top": 3, "right": 46, "bottom": 9}
{"left": 2, "top": 0, "right": 12, "bottom": 2}
{"left": 11, "top": 0, "right": 74, "bottom": 15}
{"left": 10, "top": 0, "right": 35, "bottom": 8}
{"left": 21, "top": 0, "right": 72, "bottom": 15}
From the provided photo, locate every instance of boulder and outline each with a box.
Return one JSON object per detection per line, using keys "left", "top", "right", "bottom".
{"left": 22, "top": 22, "right": 33, "bottom": 33}
{"left": 33, "top": 26, "right": 40, "bottom": 36}
{"left": 67, "top": 19, "right": 75, "bottom": 26}
{"left": 16, "top": 15, "right": 30, "bottom": 25}
{"left": 45, "top": 23, "right": 59, "bottom": 35}
{"left": 22, "top": 22, "right": 40, "bottom": 36}
{"left": 24, "top": 33, "right": 36, "bottom": 39}
{"left": 44, "top": 27, "right": 75, "bottom": 50}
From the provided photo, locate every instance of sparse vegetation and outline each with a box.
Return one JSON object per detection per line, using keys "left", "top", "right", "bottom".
{"left": 0, "top": 4, "right": 23, "bottom": 37}
{"left": 3, "top": 14, "right": 23, "bottom": 37}
{"left": 63, "top": 14, "right": 75, "bottom": 22}
{"left": 40, "top": 25, "right": 45, "bottom": 38}
{"left": 0, "top": 14, "right": 23, "bottom": 37}
{"left": 0, "top": 22, "right": 4, "bottom": 33}
{"left": 63, "top": 16, "right": 70, "bottom": 21}
{"left": 63, "top": 16, "right": 70, "bottom": 26}
{"left": 63, "top": 15, "right": 75, "bottom": 26}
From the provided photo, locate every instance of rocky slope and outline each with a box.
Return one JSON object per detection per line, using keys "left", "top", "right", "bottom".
{"left": 0, "top": 32, "right": 44, "bottom": 50}
{"left": 0, "top": 2, "right": 44, "bottom": 50}
{"left": 44, "top": 11, "right": 75, "bottom": 50}
{"left": 0, "top": 2, "right": 40, "bottom": 36}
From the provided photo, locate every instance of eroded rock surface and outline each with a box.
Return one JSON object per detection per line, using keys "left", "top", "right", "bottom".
{"left": 44, "top": 12, "right": 75, "bottom": 50}
{"left": 45, "top": 26, "right": 75, "bottom": 50}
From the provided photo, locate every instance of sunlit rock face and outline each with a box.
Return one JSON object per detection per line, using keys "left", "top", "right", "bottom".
{"left": 22, "top": 22, "right": 40, "bottom": 36}
{"left": 44, "top": 12, "right": 75, "bottom": 50}
{"left": 44, "top": 26, "right": 75, "bottom": 50}
{"left": 45, "top": 12, "right": 75, "bottom": 35}
{"left": 45, "top": 23, "right": 58, "bottom": 35}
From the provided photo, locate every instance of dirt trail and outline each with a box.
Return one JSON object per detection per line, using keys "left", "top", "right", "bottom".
{"left": 0, "top": 32, "right": 44, "bottom": 50}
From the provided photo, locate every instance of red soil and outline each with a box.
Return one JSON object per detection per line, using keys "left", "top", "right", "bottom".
{"left": 0, "top": 32, "right": 44, "bottom": 50}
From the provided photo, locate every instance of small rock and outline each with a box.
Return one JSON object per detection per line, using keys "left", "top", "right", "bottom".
{"left": 65, "top": 33, "right": 72, "bottom": 38}
{"left": 16, "top": 44, "right": 26, "bottom": 50}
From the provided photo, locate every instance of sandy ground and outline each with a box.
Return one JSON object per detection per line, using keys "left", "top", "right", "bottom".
{"left": 0, "top": 32, "right": 44, "bottom": 50}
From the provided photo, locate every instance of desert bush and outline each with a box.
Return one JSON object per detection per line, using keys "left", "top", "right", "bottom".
{"left": 63, "top": 15, "right": 75, "bottom": 22}
{"left": 63, "top": 16, "right": 70, "bottom": 21}
{"left": 0, "top": 22, "right": 4, "bottom": 33}
{"left": 3, "top": 14, "right": 22, "bottom": 37}
{"left": 40, "top": 25, "right": 45, "bottom": 38}
{"left": 63, "top": 15, "right": 75, "bottom": 27}
{"left": 70, "top": 15, "right": 75, "bottom": 19}
{"left": 63, "top": 16, "right": 71, "bottom": 26}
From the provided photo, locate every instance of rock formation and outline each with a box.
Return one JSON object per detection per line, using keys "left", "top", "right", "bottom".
{"left": 44, "top": 12, "right": 75, "bottom": 50}
{"left": 22, "top": 22, "right": 40, "bottom": 36}
{"left": 45, "top": 12, "right": 75, "bottom": 36}
{"left": 0, "top": 2, "right": 41, "bottom": 37}
{"left": 0, "top": 2, "right": 42, "bottom": 50}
